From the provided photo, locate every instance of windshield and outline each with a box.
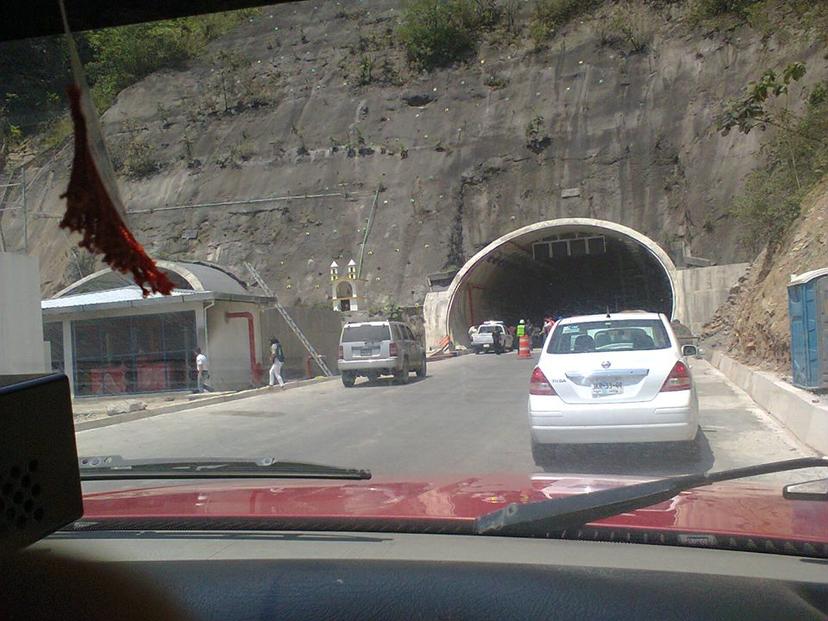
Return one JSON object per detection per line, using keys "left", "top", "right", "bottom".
{"left": 342, "top": 325, "right": 391, "bottom": 343}
{"left": 548, "top": 319, "right": 671, "bottom": 353}
{"left": 2, "top": 0, "right": 827, "bottom": 554}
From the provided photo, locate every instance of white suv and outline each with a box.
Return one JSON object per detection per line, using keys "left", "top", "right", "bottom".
{"left": 337, "top": 321, "right": 426, "bottom": 387}
{"left": 528, "top": 312, "right": 699, "bottom": 463}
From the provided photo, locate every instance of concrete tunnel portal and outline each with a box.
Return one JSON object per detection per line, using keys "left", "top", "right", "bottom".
{"left": 444, "top": 219, "right": 681, "bottom": 343}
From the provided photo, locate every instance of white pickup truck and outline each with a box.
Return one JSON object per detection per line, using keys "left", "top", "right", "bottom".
{"left": 471, "top": 322, "right": 513, "bottom": 354}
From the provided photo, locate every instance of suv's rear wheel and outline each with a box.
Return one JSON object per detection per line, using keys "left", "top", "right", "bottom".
{"left": 394, "top": 359, "right": 410, "bottom": 385}
{"left": 416, "top": 356, "right": 427, "bottom": 378}
{"left": 341, "top": 372, "right": 356, "bottom": 388}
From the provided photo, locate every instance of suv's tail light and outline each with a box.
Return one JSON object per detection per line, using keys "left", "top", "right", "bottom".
{"left": 529, "top": 366, "right": 557, "bottom": 396}
{"left": 660, "top": 361, "right": 691, "bottom": 392}
{"left": 389, "top": 342, "right": 399, "bottom": 357}
{"left": 338, "top": 345, "right": 344, "bottom": 360}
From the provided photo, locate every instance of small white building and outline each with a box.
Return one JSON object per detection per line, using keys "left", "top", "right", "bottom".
{"left": 41, "top": 260, "right": 273, "bottom": 395}
{"left": 0, "top": 252, "right": 48, "bottom": 374}
{"left": 330, "top": 259, "right": 366, "bottom": 312}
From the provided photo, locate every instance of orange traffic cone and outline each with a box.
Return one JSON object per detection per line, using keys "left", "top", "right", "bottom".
{"left": 517, "top": 335, "right": 531, "bottom": 358}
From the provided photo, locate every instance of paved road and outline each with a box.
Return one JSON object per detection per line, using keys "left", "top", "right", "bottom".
{"left": 77, "top": 352, "right": 814, "bottom": 482}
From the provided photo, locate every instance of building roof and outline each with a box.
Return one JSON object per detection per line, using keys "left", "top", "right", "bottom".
{"left": 52, "top": 260, "right": 248, "bottom": 298}
{"left": 41, "top": 286, "right": 272, "bottom": 317}
{"left": 42, "top": 286, "right": 194, "bottom": 309}
{"left": 43, "top": 261, "right": 273, "bottom": 317}
{"left": 789, "top": 267, "right": 828, "bottom": 286}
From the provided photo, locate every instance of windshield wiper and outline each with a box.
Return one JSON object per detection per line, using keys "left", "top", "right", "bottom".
{"left": 476, "top": 457, "right": 828, "bottom": 536}
{"left": 78, "top": 456, "right": 371, "bottom": 481}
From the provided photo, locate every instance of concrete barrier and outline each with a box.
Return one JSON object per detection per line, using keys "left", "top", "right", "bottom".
{"left": 708, "top": 350, "right": 828, "bottom": 455}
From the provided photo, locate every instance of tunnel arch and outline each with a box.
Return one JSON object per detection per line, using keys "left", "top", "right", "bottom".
{"left": 444, "top": 218, "right": 681, "bottom": 343}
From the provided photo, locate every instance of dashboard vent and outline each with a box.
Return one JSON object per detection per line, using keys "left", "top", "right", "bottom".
{"left": 1, "top": 459, "right": 45, "bottom": 534}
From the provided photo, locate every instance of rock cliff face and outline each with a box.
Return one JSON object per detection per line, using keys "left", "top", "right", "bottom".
{"left": 4, "top": 0, "right": 826, "bottom": 306}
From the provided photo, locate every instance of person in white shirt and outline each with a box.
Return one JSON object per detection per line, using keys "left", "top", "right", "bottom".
{"left": 269, "top": 337, "right": 286, "bottom": 389}
{"left": 195, "top": 348, "right": 211, "bottom": 393}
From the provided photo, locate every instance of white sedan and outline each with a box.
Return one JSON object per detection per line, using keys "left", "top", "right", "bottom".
{"left": 528, "top": 312, "right": 699, "bottom": 464}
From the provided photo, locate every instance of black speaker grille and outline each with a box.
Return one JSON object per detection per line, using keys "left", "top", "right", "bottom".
{"left": 0, "top": 460, "right": 45, "bottom": 535}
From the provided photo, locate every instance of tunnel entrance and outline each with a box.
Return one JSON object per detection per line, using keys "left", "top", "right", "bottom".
{"left": 444, "top": 219, "right": 679, "bottom": 342}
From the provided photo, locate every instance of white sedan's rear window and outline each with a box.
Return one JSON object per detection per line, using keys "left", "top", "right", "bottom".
{"left": 548, "top": 319, "right": 671, "bottom": 353}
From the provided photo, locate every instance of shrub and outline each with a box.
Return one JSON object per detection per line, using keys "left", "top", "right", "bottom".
{"left": 123, "top": 138, "right": 158, "bottom": 178}
{"left": 397, "top": 0, "right": 499, "bottom": 70}
{"left": 41, "top": 115, "right": 73, "bottom": 150}
{"left": 358, "top": 55, "right": 375, "bottom": 85}
{"left": 85, "top": 9, "right": 256, "bottom": 111}
{"left": 730, "top": 86, "right": 828, "bottom": 252}
{"left": 607, "top": 4, "right": 654, "bottom": 54}
{"left": 525, "top": 114, "right": 551, "bottom": 153}
{"left": 529, "top": 0, "right": 601, "bottom": 46}
{"left": 689, "top": 0, "right": 760, "bottom": 20}
{"left": 484, "top": 73, "right": 509, "bottom": 90}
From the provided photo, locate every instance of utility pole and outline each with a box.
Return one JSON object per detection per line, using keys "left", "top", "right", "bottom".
{"left": 357, "top": 186, "right": 381, "bottom": 279}
{"left": 21, "top": 166, "right": 27, "bottom": 254}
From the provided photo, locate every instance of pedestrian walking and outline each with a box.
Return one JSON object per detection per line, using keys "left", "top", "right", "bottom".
{"left": 492, "top": 326, "right": 503, "bottom": 355}
{"left": 269, "top": 337, "right": 286, "bottom": 389}
{"left": 515, "top": 319, "right": 532, "bottom": 351}
{"left": 195, "top": 348, "right": 211, "bottom": 393}
{"left": 468, "top": 324, "right": 478, "bottom": 340}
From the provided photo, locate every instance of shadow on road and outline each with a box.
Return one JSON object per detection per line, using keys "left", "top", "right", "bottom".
{"left": 349, "top": 376, "right": 428, "bottom": 388}
{"left": 536, "top": 432, "right": 716, "bottom": 478}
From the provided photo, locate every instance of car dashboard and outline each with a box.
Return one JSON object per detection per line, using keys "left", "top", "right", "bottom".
{"left": 30, "top": 529, "right": 828, "bottom": 620}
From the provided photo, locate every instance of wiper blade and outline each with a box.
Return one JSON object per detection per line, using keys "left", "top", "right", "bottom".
{"left": 476, "top": 457, "right": 828, "bottom": 536}
{"left": 78, "top": 456, "right": 371, "bottom": 481}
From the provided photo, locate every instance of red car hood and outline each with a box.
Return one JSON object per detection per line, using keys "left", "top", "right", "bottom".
{"left": 81, "top": 473, "right": 828, "bottom": 544}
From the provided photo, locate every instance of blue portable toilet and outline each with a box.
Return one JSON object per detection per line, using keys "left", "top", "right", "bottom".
{"left": 787, "top": 267, "right": 828, "bottom": 390}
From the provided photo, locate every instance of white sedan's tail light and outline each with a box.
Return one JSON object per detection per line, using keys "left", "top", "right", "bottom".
{"left": 660, "top": 361, "right": 691, "bottom": 392}
{"left": 389, "top": 342, "right": 399, "bottom": 357}
{"left": 529, "top": 366, "right": 557, "bottom": 396}
{"left": 338, "top": 345, "right": 344, "bottom": 360}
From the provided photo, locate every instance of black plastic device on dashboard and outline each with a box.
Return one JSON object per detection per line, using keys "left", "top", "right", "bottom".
{"left": 0, "top": 373, "right": 82, "bottom": 551}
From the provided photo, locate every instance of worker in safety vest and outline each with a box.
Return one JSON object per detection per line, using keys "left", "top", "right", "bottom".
{"left": 516, "top": 320, "right": 526, "bottom": 338}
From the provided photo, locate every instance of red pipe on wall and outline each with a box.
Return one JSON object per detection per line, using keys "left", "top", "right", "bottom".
{"left": 225, "top": 312, "right": 262, "bottom": 385}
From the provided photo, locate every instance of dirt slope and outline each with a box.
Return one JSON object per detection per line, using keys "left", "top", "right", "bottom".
{"left": 703, "top": 177, "right": 828, "bottom": 371}
{"left": 3, "top": 1, "right": 827, "bottom": 306}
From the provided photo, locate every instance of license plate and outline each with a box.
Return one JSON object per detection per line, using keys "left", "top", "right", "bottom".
{"left": 360, "top": 348, "right": 376, "bottom": 356}
{"left": 483, "top": 344, "right": 490, "bottom": 349}
{"left": 592, "top": 381, "right": 623, "bottom": 396}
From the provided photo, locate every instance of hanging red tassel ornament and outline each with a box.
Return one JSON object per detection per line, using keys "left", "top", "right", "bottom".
{"left": 60, "top": 84, "right": 174, "bottom": 296}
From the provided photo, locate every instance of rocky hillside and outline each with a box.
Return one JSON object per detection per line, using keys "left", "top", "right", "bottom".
{"left": 3, "top": 0, "right": 827, "bottom": 308}
{"left": 703, "top": 177, "right": 828, "bottom": 372}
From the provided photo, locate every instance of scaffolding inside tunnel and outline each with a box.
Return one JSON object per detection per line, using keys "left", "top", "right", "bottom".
{"left": 443, "top": 219, "right": 679, "bottom": 341}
